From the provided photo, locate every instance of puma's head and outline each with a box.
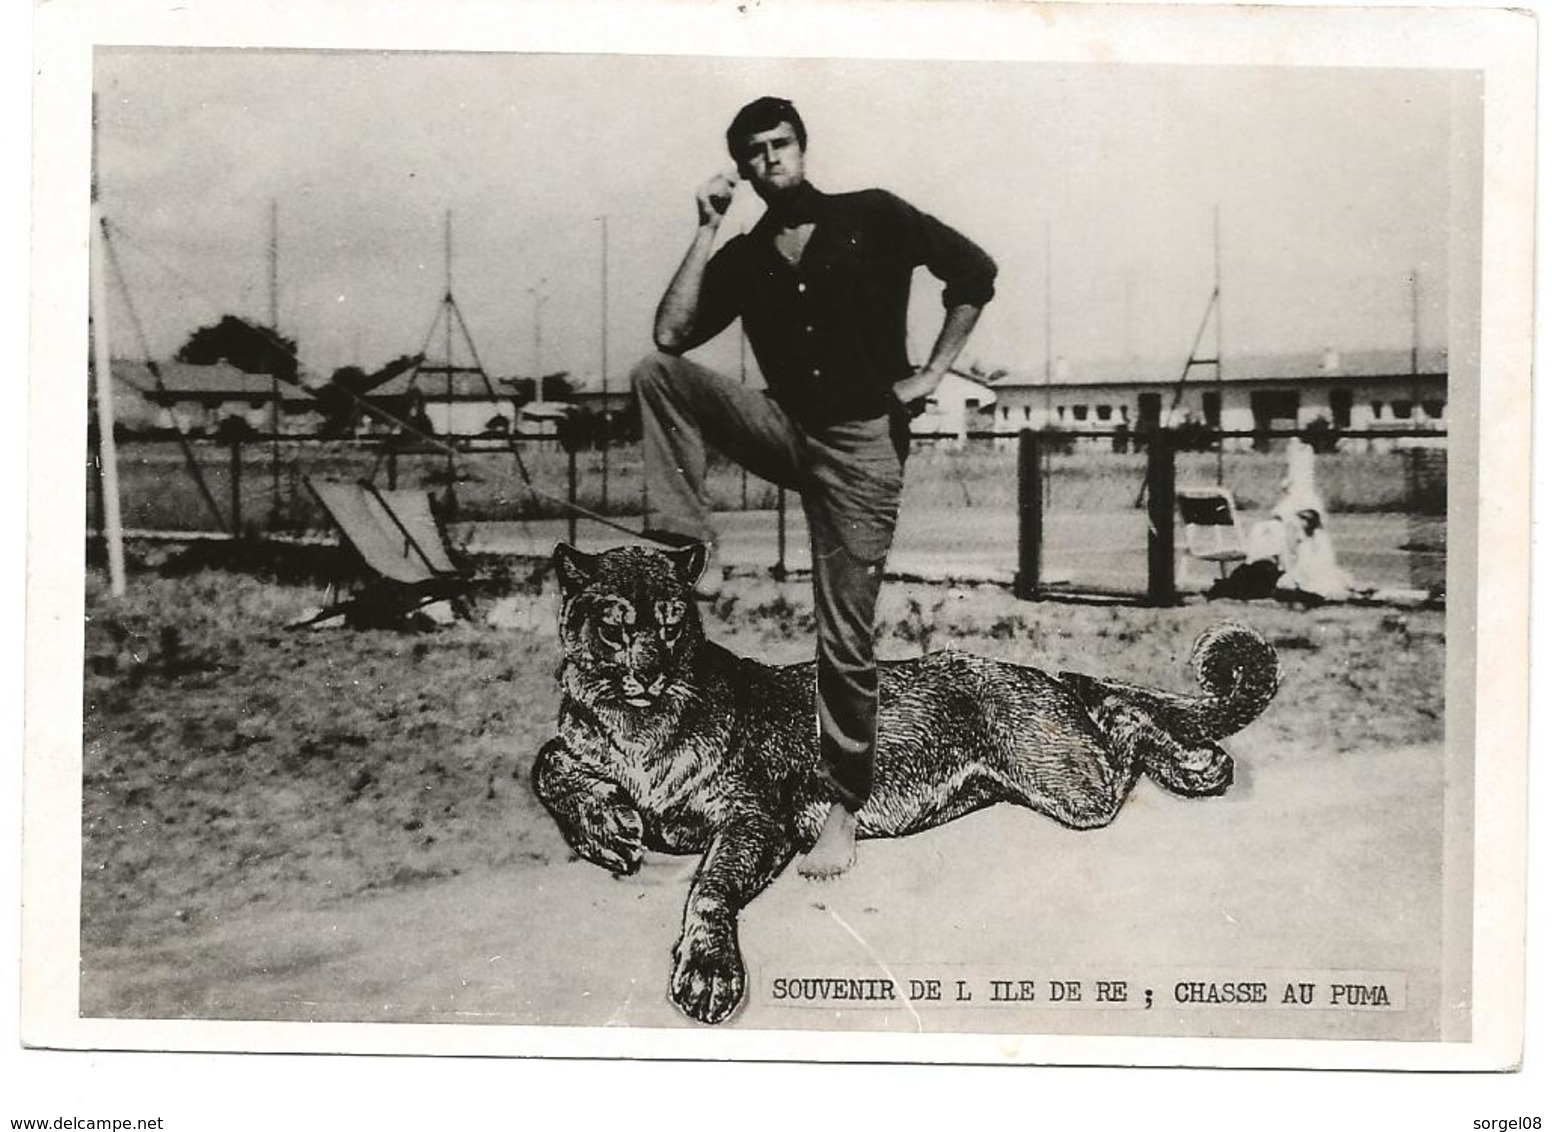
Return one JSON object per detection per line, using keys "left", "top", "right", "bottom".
{"left": 552, "top": 543, "right": 706, "bottom": 712}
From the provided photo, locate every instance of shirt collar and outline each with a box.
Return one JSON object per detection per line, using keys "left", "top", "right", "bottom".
{"left": 755, "top": 181, "right": 826, "bottom": 235}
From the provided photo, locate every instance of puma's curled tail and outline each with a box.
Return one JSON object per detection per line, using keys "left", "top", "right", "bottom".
{"left": 1059, "top": 620, "right": 1281, "bottom": 750}
{"left": 1059, "top": 621, "right": 1280, "bottom": 800}
{"left": 1185, "top": 621, "right": 1282, "bottom": 741}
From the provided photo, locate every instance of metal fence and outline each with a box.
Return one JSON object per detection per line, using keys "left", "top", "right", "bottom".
{"left": 1015, "top": 428, "right": 1448, "bottom": 602}
{"left": 87, "top": 430, "right": 1022, "bottom": 581}
{"left": 89, "top": 426, "right": 1447, "bottom": 602}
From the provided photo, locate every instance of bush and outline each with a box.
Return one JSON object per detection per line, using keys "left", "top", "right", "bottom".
{"left": 1303, "top": 416, "right": 1340, "bottom": 454}
{"left": 1173, "top": 419, "right": 1217, "bottom": 452}
{"left": 1037, "top": 424, "right": 1075, "bottom": 455}
{"left": 213, "top": 416, "right": 257, "bottom": 443}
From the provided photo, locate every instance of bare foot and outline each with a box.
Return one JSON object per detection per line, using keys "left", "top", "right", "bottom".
{"left": 692, "top": 546, "right": 723, "bottom": 601}
{"left": 797, "top": 803, "right": 857, "bottom": 880}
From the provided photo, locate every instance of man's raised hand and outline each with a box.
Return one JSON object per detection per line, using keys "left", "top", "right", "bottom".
{"left": 696, "top": 171, "right": 739, "bottom": 226}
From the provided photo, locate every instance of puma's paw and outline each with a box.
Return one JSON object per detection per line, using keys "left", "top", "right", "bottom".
{"left": 1146, "top": 743, "right": 1234, "bottom": 797}
{"left": 571, "top": 802, "right": 646, "bottom": 876}
{"left": 670, "top": 920, "right": 745, "bottom": 1025}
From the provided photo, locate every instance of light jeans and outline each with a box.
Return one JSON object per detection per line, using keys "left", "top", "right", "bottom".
{"left": 633, "top": 350, "right": 905, "bottom": 811}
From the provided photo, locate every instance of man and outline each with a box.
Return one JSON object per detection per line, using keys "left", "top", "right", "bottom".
{"left": 632, "top": 96, "right": 996, "bottom": 878}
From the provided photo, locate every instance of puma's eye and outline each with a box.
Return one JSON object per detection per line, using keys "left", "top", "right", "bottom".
{"left": 655, "top": 600, "right": 686, "bottom": 637}
{"left": 595, "top": 623, "right": 625, "bottom": 650}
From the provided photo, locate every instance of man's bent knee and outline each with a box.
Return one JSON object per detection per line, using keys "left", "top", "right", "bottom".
{"left": 630, "top": 350, "right": 684, "bottom": 394}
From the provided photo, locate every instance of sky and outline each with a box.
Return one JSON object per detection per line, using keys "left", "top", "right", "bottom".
{"left": 93, "top": 50, "right": 1464, "bottom": 387}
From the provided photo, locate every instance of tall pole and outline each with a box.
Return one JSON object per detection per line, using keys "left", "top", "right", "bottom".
{"left": 268, "top": 199, "right": 280, "bottom": 529}
{"left": 739, "top": 309, "right": 750, "bottom": 510}
{"left": 90, "top": 92, "right": 126, "bottom": 595}
{"left": 737, "top": 221, "right": 750, "bottom": 510}
{"left": 1043, "top": 219, "right": 1052, "bottom": 425}
{"left": 1409, "top": 268, "right": 1421, "bottom": 412}
{"left": 1042, "top": 219, "right": 1053, "bottom": 507}
{"left": 444, "top": 210, "right": 455, "bottom": 481}
{"left": 600, "top": 215, "right": 610, "bottom": 511}
{"left": 531, "top": 279, "right": 547, "bottom": 380}
{"left": 269, "top": 201, "right": 279, "bottom": 329}
{"left": 1213, "top": 204, "right": 1225, "bottom": 484}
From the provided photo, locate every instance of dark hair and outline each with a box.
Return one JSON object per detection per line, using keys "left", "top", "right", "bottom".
{"left": 725, "top": 97, "right": 807, "bottom": 159}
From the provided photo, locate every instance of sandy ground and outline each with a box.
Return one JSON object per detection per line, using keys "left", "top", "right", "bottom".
{"left": 78, "top": 558, "right": 1451, "bottom": 1041}
{"left": 81, "top": 737, "right": 1444, "bottom": 1041}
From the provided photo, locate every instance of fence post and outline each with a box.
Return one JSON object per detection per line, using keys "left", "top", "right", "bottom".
{"left": 1015, "top": 428, "right": 1042, "bottom": 601}
{"left": 1146, "top": 430, "right": 1176, "bottom": 606}
{"left": 89, "top": 426, "right": 106, "bottom": 543}
{"left": 229, "top": 438, "right": 243, "bottom": 538}
{"left": 567, "top": 443, "right": 578, "bottom": 546}
{"left": 386, "top": 441, "right": 398, "bottom": 491}
{"left": 773, "top": 486, "right": 788, "bottom": 581}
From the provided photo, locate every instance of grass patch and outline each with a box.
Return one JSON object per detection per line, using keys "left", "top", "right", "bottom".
{"left": 82, "top": 564, "right": 1444, "bottom": 964}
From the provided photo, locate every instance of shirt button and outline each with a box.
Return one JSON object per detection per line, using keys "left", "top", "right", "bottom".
{"left": 812, "top": 368, "right": 821, "bottom": 377}
{"left": 804, "top": 325, "right": 814, "bottom": 333}
{"left": 797, "top": 282, "right": 807, "bottom": 293}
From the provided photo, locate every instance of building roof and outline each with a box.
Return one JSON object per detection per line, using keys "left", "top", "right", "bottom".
{"left": 521, "top": 401, "right": 572, "bottom": 420}
{"left": 991, "top": 346, "right": 1448, "bottom": 390}
{"left": 111, "top": 359, "right": 316, "bottom": 404}
{"left": 364, "top": 368, "right": 533, "bottom": 401}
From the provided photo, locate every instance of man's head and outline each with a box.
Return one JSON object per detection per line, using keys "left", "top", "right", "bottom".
{"left": 726, "top": 97, "right": 808, "bottom": 198}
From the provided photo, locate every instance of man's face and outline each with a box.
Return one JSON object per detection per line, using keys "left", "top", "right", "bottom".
{"left": 735, "top": 122, "right": 806, "bottom": 198}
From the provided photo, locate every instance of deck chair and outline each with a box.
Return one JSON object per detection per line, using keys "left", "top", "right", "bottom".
{"left": 297, "top": 478, "right": 470, "bottom": 627}
{"left": 1176, "top": 486, "right": 1248, "bottom": 586}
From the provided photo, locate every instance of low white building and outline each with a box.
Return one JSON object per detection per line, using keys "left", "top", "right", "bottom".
{"left": 353, "top": 368, "right": 522, "bottom": 437}
{"left": 986, "top": 347, "right": 1447, "bottom": 446}
{"left": 107, "top": 359, "right": 322, "bottom": 434}
{"left": 913, "top": 369, "right": 997, "bottom": 446}
{"left": 516, "top": 401, "right": 570, "bottom": 439}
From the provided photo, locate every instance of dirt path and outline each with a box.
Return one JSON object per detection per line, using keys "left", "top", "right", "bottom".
{"left": 82, "top": 741, "right": 1447, "bottom": 1041}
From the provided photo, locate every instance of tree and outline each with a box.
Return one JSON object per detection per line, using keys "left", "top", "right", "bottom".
{"left": 214, "top": 415, "right": 257, "bottom": 442}
{"left": 175, "top": 315, "right": 299, "bottom": 384}
{"left": 504, "top": 377, "right": 537, "bottom": 406}
{"left": 317, "top": 353, "right": 426, "bottom": 436}
{"left": 1302, "top": 415, "right": 1340, "bottom": 454}
{"left": 1174, "top": 415, "right": 1217, "bottom": 452}
{"left": 540, "top": 372, "right": 578, "bottom": 402}
{"left": 326, "top": 353, "right": 424, "bottom": 398}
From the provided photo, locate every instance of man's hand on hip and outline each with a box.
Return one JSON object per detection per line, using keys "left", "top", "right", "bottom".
{"left": 891, "top": 368, "right": 944, "bottom": 415}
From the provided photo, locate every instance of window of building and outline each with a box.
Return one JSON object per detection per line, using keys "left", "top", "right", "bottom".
{"left": 1202, "top": 391, "right": 1222, "bottom": 429}
{"left": 1000, "top": 406, "right": 1009, "bottom": 420}
{"left": 1422, "top": 399, "right": 1445, "bottom": 420}
{"left": 1057, "top": 406, "right": 1066, "bottom": 420}
{"left": 1023, "top": 406, "right": 1032, "bottom": 422}
{"left": 1371, "top": 401, "right": 1385, "bottom": 420}
{"left": 1392, "top": 400, "right": 1414, "bottom": 420}
{"left": 1329, "top": 388, "right": 1353, "bottom": 430}
{"left": 1096, "top": 405, "right": 1113, "bottom": 422}
{"left": 1072, "top": 405, "right": 1089, "bottom": 422}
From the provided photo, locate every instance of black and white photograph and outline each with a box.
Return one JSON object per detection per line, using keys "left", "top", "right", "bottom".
{"left": 18, "top": 0, "right": 1535, "bottom": 1093}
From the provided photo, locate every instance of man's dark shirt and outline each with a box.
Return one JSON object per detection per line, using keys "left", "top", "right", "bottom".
{"left": 679, "top": 183, "right": 997, "bottom": 427}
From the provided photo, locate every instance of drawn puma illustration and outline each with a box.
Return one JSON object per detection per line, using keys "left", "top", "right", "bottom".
{"left": 531, "top": 543, "right": 1282, "bottom": 1025}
